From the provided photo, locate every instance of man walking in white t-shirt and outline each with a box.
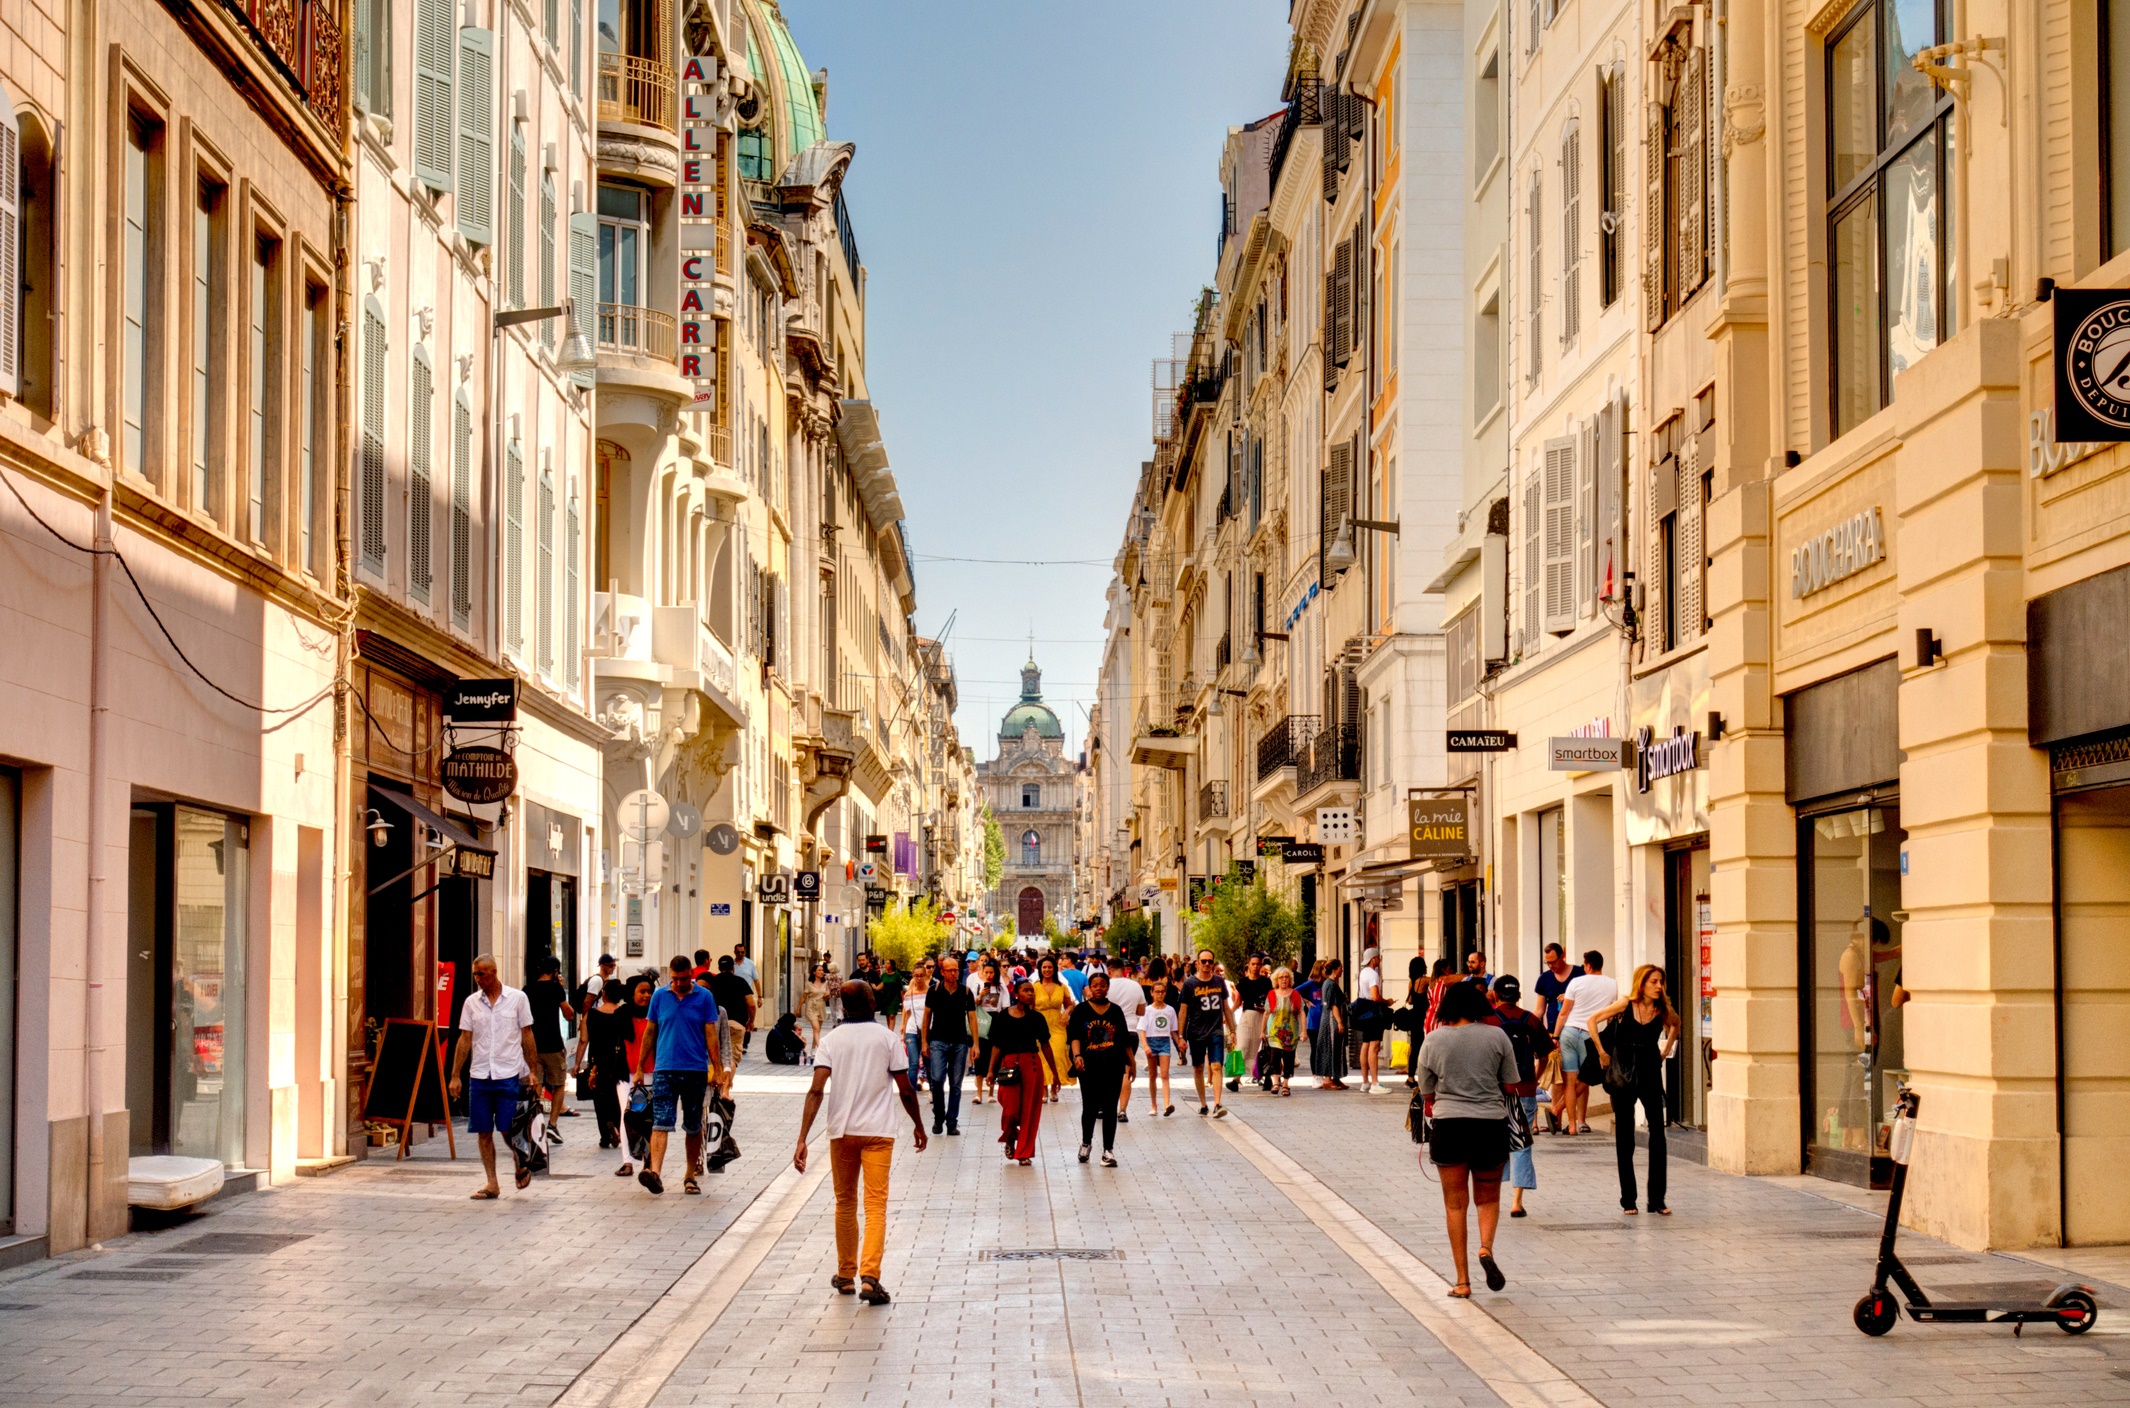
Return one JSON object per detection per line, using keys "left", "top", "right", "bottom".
{"left": 1553, "top": 950, "right": 1620, "bottom": 1136}
{"left": 795, "top": 981, "right": 929, "bottom": 1305}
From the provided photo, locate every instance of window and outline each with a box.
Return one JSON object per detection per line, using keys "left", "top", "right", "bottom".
{"left": 597, "top": 183, "right": 645, "bottom": 327}
{"left": 301, "top": 284, "right": 327, "bottom": 575}
{"left": 123, "top": 114, "right": 162, "bottom": 484}
{"left": 412, "top": 0, "right": 454, "bottom": 192}
{"left": 539, "top": 171, "right": 557, "bottom": 349}
{"left": 354, "top": 0, "right": 392, "bottom": 117}
{"left": 457, "top": 27, "right": 494, "bottom": 246}
{"left": 1021, "top": 829, "right": 1041, "bottom": 866}
{"left": 507, "top": 124, "right": 526, "bottom": 307}
{"left": 1474, "top": 290, "right": 1500, "bottom": 420}
{"left": 408, "top": 345, "right": 433, "bottom": 601}
{"left": 565, "top": 481, "right": 581, "bottom": 690}
{"left": 16, "top": 110, "right": 57, "bottom": 418}
{"left": 1560, "top": 122, "right": 1581, "bottom": 346}
{"left": 1599, "top": 64, "right": 1626, "bottom": 306}
{"left": 1649, "top": 36, "right": 1717, "bottom": 331}
{"left": 451, "top": 390, "right": 472, "bottom": 628}
{"left": 1827, "top": 0, "right": 1954, "bottom": 438}
{"left": 737, "top": 126, "right": 770, "bottom": 180}
{"left": 359, "top": 301, "right": 386, "bottom": 570}
{"left": 1525, "top": 169, "right": 1542, "bottom": 384}
{"left": 191, "top": 178, "right": 222, "bottom": 514}
{"left": 2107, "top": 0, "right": 2130, "bottom": 257}
{"left": 505, "top": 436, "right": 524, "bottom": 651}
{"left": 1022, "top": 783, "right": 1040, "bottom": 809}
{"left": 537, "top": 455, "right": 555, "bottom": 676}
{"left": 248, "top": 236, "right": 277, "bottom": 545}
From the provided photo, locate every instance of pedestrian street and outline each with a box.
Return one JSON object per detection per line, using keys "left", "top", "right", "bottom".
{"left": 2, "top": 1073, "right": 2125, "bottom": 1408}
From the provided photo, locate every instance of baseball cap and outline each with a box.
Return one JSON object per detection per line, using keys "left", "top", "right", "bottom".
{"left": 598, "top": 953, "right": 617, "bottom": 965}
{"left": 1491, "top": 974, "right": 1522, "bottom": 1002}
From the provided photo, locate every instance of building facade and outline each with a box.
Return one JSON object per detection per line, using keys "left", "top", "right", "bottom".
{"left": 980, "top": 660, "right": 1079, "bottom": 936}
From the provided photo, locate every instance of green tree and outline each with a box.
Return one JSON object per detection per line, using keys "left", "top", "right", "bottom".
{"left": 1106, "top": 910, "right": 1155, "bottom": 962}
{"left": 867, "top": 897, "right": 951, "bottom": 971}
{"left": 990, "top": 932, "right": 1014, "bottom": 953}
{"left": 981, "top": 807, "right": 1005, "bottom": 892}
{"left": 1191, "top": 862, "right": 1307, "bottom": 978}
{"left": 1041, "top": 915, "right": 1068, "bottom": 948}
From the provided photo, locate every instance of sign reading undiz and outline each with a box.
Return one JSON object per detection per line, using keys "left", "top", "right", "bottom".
{"left": 1791, "top": 506, "right": 1885, "bottom": 599}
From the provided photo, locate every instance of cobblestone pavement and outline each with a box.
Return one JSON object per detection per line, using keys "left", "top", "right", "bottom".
{"left": 2, "top": 1071, "right": 2127, "bottom": 1408}
{"left": 1229, "top": 1082, "right": 2130, "bottom": 1407}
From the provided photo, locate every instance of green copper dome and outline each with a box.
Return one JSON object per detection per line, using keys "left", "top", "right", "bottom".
{"left": 1000, "top": 659, "right": 1063, "bottom": 739}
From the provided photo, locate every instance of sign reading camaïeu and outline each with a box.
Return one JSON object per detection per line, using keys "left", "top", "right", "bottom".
{"left": 1791, "top": 506, "right": 1885, "bottom": 599}
{"left": 1447, "top": 730, "right": 1517, "bottom": 752}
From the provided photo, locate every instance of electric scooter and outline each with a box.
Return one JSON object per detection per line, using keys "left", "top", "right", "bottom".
{"left": 1853, "top": 1087, "right": 2099, "bottom": 1337}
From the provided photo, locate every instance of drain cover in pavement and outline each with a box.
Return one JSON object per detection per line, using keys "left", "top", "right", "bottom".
{"left": 167, "top": 1232, "right": 313, "bottom": 1255}
{"left": 982, "top": 1248, "right": 1122, "bottom": 1262}
{"left": 1801, "top": 1228, "right": 1880, "bottom": 1239}
{"left": 68, "top": 1270, "right": 188, "bottom": 1282}
{"left": 1540, "top": 1223, "right": 1630, "bottom": 1232}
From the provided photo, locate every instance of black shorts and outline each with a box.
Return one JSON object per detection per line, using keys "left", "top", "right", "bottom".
{"left": 1428, "top": 1116, "right": 1508, "bottom": 1171}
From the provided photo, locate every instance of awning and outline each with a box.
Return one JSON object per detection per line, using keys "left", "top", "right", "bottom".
{"left": 370, "top": 782, "right": 483, "bottom": 850}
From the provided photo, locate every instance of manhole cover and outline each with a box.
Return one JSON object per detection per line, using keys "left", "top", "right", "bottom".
{"left": 167, "top": 1232, "right": 313, "bottom": 1255}
{"left": 68, "top": 1270, "right": 188, "bottom": 1282}
{"left": 1801, "top": 1228, "right": 1880, "bottom": 1239}
{"left": 132, "top": 1257, "right": 208, "bottom": 1269}
{"left": 982, "top": 1248, "right": 1121, "bottom": 1262}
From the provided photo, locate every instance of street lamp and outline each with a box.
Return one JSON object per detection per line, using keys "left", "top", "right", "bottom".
{"left": 557, "top": 300, "right": 599, "bottom": 382}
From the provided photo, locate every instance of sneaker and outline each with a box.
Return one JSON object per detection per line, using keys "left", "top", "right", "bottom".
{"left": 1078, "top": 1144, "right": 1091, "bottom": 1164}
{"left": 1100, "top": 1151, "right": 1117, "bottom": 1168}
{"left": 1117, "top": 1111, "right": 1129, "bottom": 1123}
{"left": 1225, "top": 1078, "right": 1240, "bottom": 1093}
{"left": 1198, "top": 1104, "right": 1209, "bottom": 1117}
{"left": 1213, "top": 1105, "right": 1229, "bottom": 1120}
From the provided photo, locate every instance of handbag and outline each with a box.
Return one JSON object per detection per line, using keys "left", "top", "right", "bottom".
{"left": 1506, "top": 1094, "right": 1534, "bottom": 1152}
{"left": 994, "top": 1059, "right": 1022, "bottom": 1087}
{"left": 574, "top": 1067, "right": 594, "bottom": 1100}
{"left": 977, "top": 1007, "right": 994, "bottom": 1039}
{"left": 1406, "top": 1087, "right": 1431, "bottom": 1145}
{"left": 1537, "top": 1049, "right": 1563, "bottom": 1089}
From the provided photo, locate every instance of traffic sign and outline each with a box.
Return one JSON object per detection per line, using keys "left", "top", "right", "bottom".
{"left": 618, "top": 789, "right": 670, "bottom": 841}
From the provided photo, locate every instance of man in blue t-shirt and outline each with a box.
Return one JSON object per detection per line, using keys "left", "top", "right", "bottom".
{"left": 635, "top": 954, "right": 722, "bottom": 1195}
{"left": 1060, "top": 953, "right": 1088, "bottom": 1003}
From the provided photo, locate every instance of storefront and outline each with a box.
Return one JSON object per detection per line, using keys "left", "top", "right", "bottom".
{"left": 125, "top": 803, "right": 251, "bottom": 1171}
{"left": 1785, "top": 659, "right": 1905, "bottom": 1189}
{"left": 1626, "top": 658, "right": 1712, "bottom": 1136}
{"left": 523, "top": 802, "right": 582, "bottom": 1001}
{"left": 0, "top": 766, "right": 19, "bottom": 1233}
{"left": 2029, "top": 562, "right": 2130, "bottom": 1246}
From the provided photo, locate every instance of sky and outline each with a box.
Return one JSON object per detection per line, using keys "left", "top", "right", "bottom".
{"left": 779, "top": 0, "right": 1292, "bottom": 762}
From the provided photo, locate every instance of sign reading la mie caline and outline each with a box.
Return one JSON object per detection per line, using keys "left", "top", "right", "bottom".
{"left": 1791, "top": 506, "right": 1885, "bottom": 599}
{"left": 2054, "top": 286, "right": 2130, "bottom": 442}
{"left": 1407, "top": 798, "right": 1472, "bottom": 860}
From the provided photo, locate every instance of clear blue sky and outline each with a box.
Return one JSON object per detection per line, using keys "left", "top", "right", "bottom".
{"left": 780, "top": 0, "right": 1291, "bottom": 759}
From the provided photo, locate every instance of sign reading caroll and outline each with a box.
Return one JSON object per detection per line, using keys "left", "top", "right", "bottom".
{"left": 1791, "top": 506, "right": 1885, "bottom": 599}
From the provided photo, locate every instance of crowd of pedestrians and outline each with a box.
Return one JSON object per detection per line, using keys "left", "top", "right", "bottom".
{"left": 443, "top": 936, "right": 1680, "bottom": 1313}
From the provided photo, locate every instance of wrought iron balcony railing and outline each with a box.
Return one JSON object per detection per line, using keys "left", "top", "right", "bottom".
{"left": 1298, "top": 724, "right": 1361, "bottom": 796}
{"left": 598, "top": 53, "right": 676, "bottom": 132}
{"left": 1198, "top": 779, "right": 1230, "bottom": 823}
{"left": 1256, "top": 714, "right": 1320, "bottom": 781}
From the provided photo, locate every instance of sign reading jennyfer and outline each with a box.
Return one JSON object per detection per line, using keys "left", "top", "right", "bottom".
{"left": 2054, "top": 286, "right": 2130, "bottom": 442}
{"left": 446, "top": 678, "right": 517, "bottom": 723}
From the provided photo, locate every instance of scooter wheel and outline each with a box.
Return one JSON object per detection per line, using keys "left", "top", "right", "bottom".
{"left": 2054, "top": 1289, "right": 2098, "bottom": 1335}
{"left": 1853, "top": 1292, "right": 1898, "bottom": 1337}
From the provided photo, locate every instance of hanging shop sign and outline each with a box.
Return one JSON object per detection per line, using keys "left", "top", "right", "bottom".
{"left": 678, "top": 55, "right": 719, "bottom": 409}
{"left": 667, "top": 802, "right": 703, "bottom": 840}
{"left": 757, "top": 873, "right": 791, "bottom": 904}
{"left": 794, "top": 870, "right": 822, "bottom": 902}
{"left": 1316, "top": 807, "right": 1355, "bottom": 844}
{"left": 1279, "top": 842, "right": 1325, "bottom": 866}
{"left": 865, "top": 834, "right": 889, "bottom": 854}
{"left": 1790, "top": 506, "right": 1886, "bottom": 599}
{"left": 1635, "top": 725, "right": 1703, "bottom": 793}
{"left": 705, "top": 822, "right": 740, "bottom": 855}
{"left": 1256, "top": 835, "right": 1296, "bottom": 857}
{"left": 1548, "top": 737, "right": 1629, "bottom": 771}
{"left": 1448, "top": 729, "right": 1516, "bottom": 752}
{"left": 1408, "top": 798, "right": 1472, "bottom": 860}
{"left": 2053, "top": 286, "right": 2130, "bottom": 441}
{"left": 445, "top": 678, "right": 518, "bottom": 724}
{"left": 441, "top": 745, "right": 517, "bottom": 804}
{"left": 448, "top": 845, "right": 497, "bottom": 881}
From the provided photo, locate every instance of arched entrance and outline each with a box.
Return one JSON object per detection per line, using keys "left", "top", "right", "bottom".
{"left": 1017, "top": 886, "right": 1045, "bottom": 935}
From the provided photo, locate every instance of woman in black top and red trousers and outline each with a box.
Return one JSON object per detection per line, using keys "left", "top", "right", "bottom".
{"left": 987, "top": 980, "right": 1061, "bottom": 1166}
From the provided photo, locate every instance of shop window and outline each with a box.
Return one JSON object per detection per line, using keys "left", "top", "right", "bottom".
{"left": 1799, "top": 803, "right": 1905, "bottom": 1187}
{"left": 0, "top": 766, "right": 16, "bottom": 1233}
{"left": 1826, "top": 0, "right": 1954, "bottom": 438}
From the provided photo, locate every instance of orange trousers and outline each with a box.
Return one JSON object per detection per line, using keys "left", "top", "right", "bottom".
{"left": 829, "top": 1136, "right": 894, "bottom": 1280}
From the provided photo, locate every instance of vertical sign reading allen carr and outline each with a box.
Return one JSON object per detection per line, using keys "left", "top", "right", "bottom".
{"left": 678, "top": 55, "right": 718, "bottom": 409}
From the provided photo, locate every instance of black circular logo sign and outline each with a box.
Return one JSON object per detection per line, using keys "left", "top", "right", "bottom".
{"left": 705, "top": 822, "right": 741, "bottom": 855}
{"left": 2067, "top": 301, "right": 2130, "bottom": 431}
{"left": 441, "top": 745, "right": 518, "bottom": 805}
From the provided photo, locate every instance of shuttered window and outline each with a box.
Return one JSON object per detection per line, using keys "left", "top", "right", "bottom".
{"left": 0, "top": 98, "right": 18, "bottom": 399}
{"left": 569, "top": 211, "right": 597, "bottom": 386}
{"left": 1559, "top": 122, "right": 1581, "bottom": 347}
{"left": 408, "top": 345, "right": 433, "bottom": 601}
{"left": 1525, "top": 170, "right": 1542, "bottom": 384}
{"left": 569, "top": 0, "right": 584, "bottom": 99}
{"left": 354, "top": 0, "right": 392, "bottom": 118}
{"left": 1644, "top": 94, "right": 1669, "bottom": 332}
{"left": 1522, "top": 470, "right": 1541, "bottom": 652}
{"left": 539, "top": 172, "right": 557, "bottom": 349}
{"left": 1331, "top": 234, "right": 1353, "bottom": 370}
{"left": 1600, "top": 66, "right": 1625, "bottom": 307}
{"left": 451, "top": 390, "right": 472, "bottom": 628}
{"left": 565, "top": 484, "right": 581, "bottom": 689}
{"left": 537, "top": 456, "right": 555, "bottom": 676}
{"left": 1595, "top": 395, "right": 1625, "bottom": 604}
{"left": 191, "top": 180, "right": 221, "bottom": 513}
{"left": 507, "top": 125, "right": 526, "bottom": 307}
{"left": 1542, "top": 437, "right": 1576, "bottom": 634}
{"left": 248, "top": 237, "right": 275, "bottom": 546}
{"left": 1677, "top": 48, "right": 1709, "bottom": 303}
{"left": 359, "top": 303, "right": 387, "bottom": 570}
{"left": 456, "top": 28, "right": 493, "bottom": 246}
{"left": 1575, "top": 416, "right": 1596, "bottom": 615}
{"left": 505, "top": 437, "right": 524, "bottom": 652}
{"left": 412, "top": 0, "right": 453, "bottom": 192}
{"left": 1320, "top": 436, "right": 1353, "bottom": 583}
{"left": 301, "top": 286, "right": 324, "bottom": 575}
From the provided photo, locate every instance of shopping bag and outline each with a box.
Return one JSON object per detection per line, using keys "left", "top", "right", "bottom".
{"left": 624, "top": 1082, "right": 653, "bottom": 1163}
{"left": 1224, "top": 1049, "right": 1246, "bottom": 1078}
{"left": 1389, "top": 1037, "right": 1410, "bottom": 1069}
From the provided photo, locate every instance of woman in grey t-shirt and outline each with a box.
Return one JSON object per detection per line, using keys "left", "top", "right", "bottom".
{"left": 1417, "top": 980, "right": 1519, "bottom": 1298}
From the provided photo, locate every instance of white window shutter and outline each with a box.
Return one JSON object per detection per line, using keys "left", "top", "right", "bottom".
{"left": 451, "top": 389, "right": 473, "bottom": 628}
{"left": 1526, "top": 172, "right": 1542, "bottom": 383}
{"left": 409, "top": 345, "right": 434, "bottom": 601}
{"left": 456, "top": 28, "right": 494, "bottom": 246}
{"left": 508, "top": 125, "right": 526, "bottom": 307}
{"left": 539, "top": 173, "right": 557, "bottom": 348}
{"left": 565, "top": 483, "right": 581, "bottom": 689}
{"left": 413, "top": 0, "right": 455, "bottom": 192}
{"left": 569, "top": 211, "right": 597, "bottom": 387}
{"left": 1678, "top": 48, "right": 1707, "bottom": 300}
{"left": 1575, "top": 417, "right": 1596, "bottom": 615}
{"left": 506, "top": 438, "right": 524, "bottom": 653}
{"left": 0, "top": 96, "right": 19, "bottom": 399}
{"left": 360, "top": 301, "right": 387, "bottom": 569}
{"left": 1559, "top": 123, "right": 1580, "bottom": 347}
{"left": 1522, "top": 468, "right": 1540, "bottom": 651}
{"left": 538, "top": 456, "right": 555, "bottom": 676}
{"left": 1542, "top": 436, "right": 1576, "bottom": 634}
{"left": 1645, "top": 99, "right": 1668, "bottom": 332}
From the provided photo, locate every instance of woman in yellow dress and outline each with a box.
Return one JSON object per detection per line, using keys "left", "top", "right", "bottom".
{"left": 1034, "top": 954, "right": 1074, "bottom": 1098}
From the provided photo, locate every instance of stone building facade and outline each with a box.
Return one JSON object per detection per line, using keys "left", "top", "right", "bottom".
{"left": 980, "top": 660, "right": 1077, "bottom": 936}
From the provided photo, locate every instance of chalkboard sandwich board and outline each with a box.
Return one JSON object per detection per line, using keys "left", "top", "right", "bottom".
{"left": 361, "top": 1017, "right": 457, "bottom": 1161}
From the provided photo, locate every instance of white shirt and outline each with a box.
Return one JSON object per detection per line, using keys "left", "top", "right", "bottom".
{"left": 899, "top": 987, "right": 928, "bottom": 1035}
{"left": 734, "top": 957, "right": 759, "bottom": 988}
{"left": 461, "top": 984, "right": 533, "bottom": 1080}
{"left": 1562, "top": 972, "right": 1620, "bottom": 1032}
{"left": 1142, "top": 1004, "right": 1178, "bottom": 1041}
{"left": 1106, "top": 976, "right": 1146, "bottom": 1031}
{"left": 1358, "top": 965, "right": 1383, "bottom": 1001}
{"left": 816, "top": 1019, "right": 910, "bottom": 1140}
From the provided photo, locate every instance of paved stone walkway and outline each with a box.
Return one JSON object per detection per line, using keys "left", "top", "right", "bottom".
{"left": 2, "top": 1070, "right": 2127, "bottom": 1407}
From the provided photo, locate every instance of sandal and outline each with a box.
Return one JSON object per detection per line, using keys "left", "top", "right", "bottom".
{"left": 1652, "top": 1207, "right": 1671, "bottom": 1216}
{"left": 683, "top": 1175, "right": 702, "bottom": 1195}
{"left": 829, "top": 1276, "right": 856, "bottom": 1295}
{"left": 1478, "top": 1251, "right": 1505, "bottom": 1292}
{"left": 1448, "top": 1283, "right": 1472, "bottom": 1298}
{"left": 1018, "top": 1158, "right": 1032, "bottom": 1167}
{"left": 514, "top": 1166, "right": 532, "bottom": 1190}
{"left": 615, "top": 1162, "right": 633, "bottom": 1177}
{"left": 469, "top": 1187, "right": 500, "bottom": 1200}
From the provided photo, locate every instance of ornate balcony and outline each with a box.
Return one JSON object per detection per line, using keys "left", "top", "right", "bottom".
{"left": 1256, "top": 714, "right": 1320, "bottom": 781}
{"left": 1198, "top": 780, "right": 1230, "bottom": 823}
{"left": 1297, "top": 724, "right": 1361, "bottom": 800}
{"left": 598, "top": 53, "right": 675, "bottom": 132}
{"left": 222, "top": 0, "right": 344, "bottom": 131}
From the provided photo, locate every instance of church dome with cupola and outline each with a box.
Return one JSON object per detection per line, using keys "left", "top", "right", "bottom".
{"left": 999, "top": 658, "right": 1064, "bottom": 740}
